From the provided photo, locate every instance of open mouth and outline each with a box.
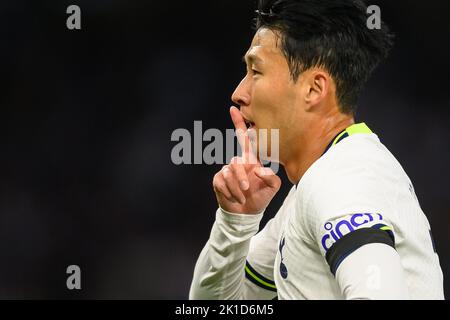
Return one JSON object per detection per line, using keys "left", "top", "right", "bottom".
{"left": 243, "top": 118, "right": 255, "bottom": 129}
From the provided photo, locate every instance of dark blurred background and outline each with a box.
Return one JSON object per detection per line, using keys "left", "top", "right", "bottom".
{"left": 0, "top": 0, "right": 449, "bottom": 299}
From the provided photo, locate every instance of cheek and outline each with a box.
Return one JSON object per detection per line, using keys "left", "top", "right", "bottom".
{"left": 257, "top": 84, "right": 294, "bottom": 127}
{"left": 252, "top": 81, "right": 285, "bottom": 122}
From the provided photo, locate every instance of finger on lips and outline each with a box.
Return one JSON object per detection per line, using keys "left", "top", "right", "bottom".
{"left": 230, "top": 106, "right": 259, "bottom": 165}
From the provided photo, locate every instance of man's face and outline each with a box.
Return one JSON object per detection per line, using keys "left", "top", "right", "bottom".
{"left": 232, "top": 28, "right": 303, "bottom": 163}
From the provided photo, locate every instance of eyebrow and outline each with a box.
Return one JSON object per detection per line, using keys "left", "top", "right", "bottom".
{"left": 242, "top": 53, "right": 263, "bottom": 65}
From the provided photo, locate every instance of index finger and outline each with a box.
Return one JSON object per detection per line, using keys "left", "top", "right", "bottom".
{"left": 229, "top": 106, "right": 259, "bottom": 164}
{"left": 230, "top": 106, "right": 247, "bottom": 132}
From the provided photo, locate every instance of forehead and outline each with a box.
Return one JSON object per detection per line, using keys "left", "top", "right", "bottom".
{"left": 245, "top": 28, "right": 283, "bottom": 62}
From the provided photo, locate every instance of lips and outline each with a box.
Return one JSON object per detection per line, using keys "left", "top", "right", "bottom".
{"left": 242, "top": 114, "right": 255, "bottom": 129}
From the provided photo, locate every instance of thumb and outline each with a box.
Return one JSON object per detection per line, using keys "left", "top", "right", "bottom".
{"left": 254, "top": 167, "right": 281, "bottom": 189}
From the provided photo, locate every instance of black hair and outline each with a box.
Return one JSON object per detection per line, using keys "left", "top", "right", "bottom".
{"left": 255, "top": 0, "right": 394, "bottom": 114}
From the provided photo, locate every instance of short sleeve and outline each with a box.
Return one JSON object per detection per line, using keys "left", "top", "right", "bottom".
{"left": 306, "top": 160, "right": 398, "bottom": 275}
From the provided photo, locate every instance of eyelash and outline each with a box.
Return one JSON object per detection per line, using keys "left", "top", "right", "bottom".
{"left": 251, "top": 69, "right": 261, "bottom": 75}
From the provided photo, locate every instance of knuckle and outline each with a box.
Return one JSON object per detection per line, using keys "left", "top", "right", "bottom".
{"left": 213, "top": 172, "right": 221, "bottom": 184}
{"left": 230, "top": 162, "right": 245, "bottom": 174}
{"left": 214, "top": 181, "right": 227, "bottom": 194}
{"left": 235, "top": 164, "right": 246, "bottom": 175}
{"left": 222, "top": 168, "right": 233, "bottom": 181}
{"left": 212, "top": 179, "right": 220, "bottom": 191}
{"left": 226, "top": 179, "right": 239, "bottom": 192}
{"left": 230, "top": 156, "right": 243, "bottom": 165}
{"left": 214, "top": 184, "right": 224, "bottom": 194}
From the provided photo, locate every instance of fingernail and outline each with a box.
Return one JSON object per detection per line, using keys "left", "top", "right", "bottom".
{"left": 240, "top": 197, "right": 246, "bottom": 205}
{"left": 258, "top": 167, "right": 272, "bottom": 176}
{"left": 240, "top": 180, "right": 249, "bottom": 191}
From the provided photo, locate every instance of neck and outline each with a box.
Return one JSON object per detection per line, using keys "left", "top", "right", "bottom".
{"left": 283, "top": 115, "right": 354, "bottom": 184}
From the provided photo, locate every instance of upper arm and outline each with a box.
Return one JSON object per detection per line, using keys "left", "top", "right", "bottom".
{"left": 335, "top": 243, "right": 409, "bottom": 299}
{"left": 307, "top": 160, "right": 409, "bottom": 299}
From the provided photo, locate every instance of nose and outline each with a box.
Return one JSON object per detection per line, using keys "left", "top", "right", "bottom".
{"left": 231, "top": 76, "right": 251, "bottom": 107}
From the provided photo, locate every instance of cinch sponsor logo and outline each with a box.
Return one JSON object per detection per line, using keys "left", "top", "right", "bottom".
{"left": 321, "top": 213, "right": 384, "bottom": 251}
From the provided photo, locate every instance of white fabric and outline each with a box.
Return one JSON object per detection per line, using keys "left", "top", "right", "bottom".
{"left": 335, "top": 243, "right": 409, "bottom": 299}
{"left": 189, "top": 133, "right": 444, "bottom": 300}
{"left": 189, "top": 207, "right": 265, "bottom": 299}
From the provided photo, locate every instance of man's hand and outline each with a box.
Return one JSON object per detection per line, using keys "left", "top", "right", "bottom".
{"left": 212, "top": 106, "right": 281, "bottom": 214}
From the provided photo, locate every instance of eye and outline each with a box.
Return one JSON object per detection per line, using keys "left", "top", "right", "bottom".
{"left": 252, "top": 69, "right": 261, "bottom": 75}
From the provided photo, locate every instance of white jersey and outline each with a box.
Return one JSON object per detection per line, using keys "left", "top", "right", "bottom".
{"left": 190, "top": 124, "right": 444, "bottom": 300}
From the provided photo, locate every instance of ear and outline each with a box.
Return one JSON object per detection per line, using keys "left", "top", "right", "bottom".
{"left": 304, "top": 71, "right": 329, "bottom": 110}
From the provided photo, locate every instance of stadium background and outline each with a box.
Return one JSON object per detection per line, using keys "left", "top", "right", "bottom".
{"left": 1, "top": 0, "right": 449, "bottom": 299}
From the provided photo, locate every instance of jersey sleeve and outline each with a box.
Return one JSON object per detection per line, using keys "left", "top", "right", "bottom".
{"left": 189, "top": 207, "right": 264, "bottom": 300}
{"left": 189, "top": 186, "right": 296, "bottom": 300}
{"left": 305, "top": 159, "right": 408, "bottom": 298}
{"left": 335, "top": 243, "right": 409, "bottom": 299}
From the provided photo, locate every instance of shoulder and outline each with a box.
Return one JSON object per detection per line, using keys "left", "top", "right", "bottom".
{"left": 302, "top": 133, "right": 405, "bottom": 203}
{"left": 297, "top": 133, "right": 406, "bottom": 239}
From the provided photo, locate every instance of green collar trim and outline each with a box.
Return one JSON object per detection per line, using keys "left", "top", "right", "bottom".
{"left": 323, "top": 122, "right": 373, "bottom": 155}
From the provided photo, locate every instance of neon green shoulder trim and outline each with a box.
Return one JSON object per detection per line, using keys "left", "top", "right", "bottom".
{"left": 331, "top": 122, "right": 373, "bottom": 146}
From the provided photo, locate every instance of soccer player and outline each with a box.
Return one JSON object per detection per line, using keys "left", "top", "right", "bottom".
{"left": 189, "top": 0, "right": 444, "bottom": 299}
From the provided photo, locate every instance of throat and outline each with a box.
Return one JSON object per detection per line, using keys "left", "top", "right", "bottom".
{"left": 284, "top": 119, "right": 358, "bottom": 185}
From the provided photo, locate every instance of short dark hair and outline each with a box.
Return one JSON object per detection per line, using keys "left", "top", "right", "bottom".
{"left": 255, "top": 0, "right": 394, "bottom": 114}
